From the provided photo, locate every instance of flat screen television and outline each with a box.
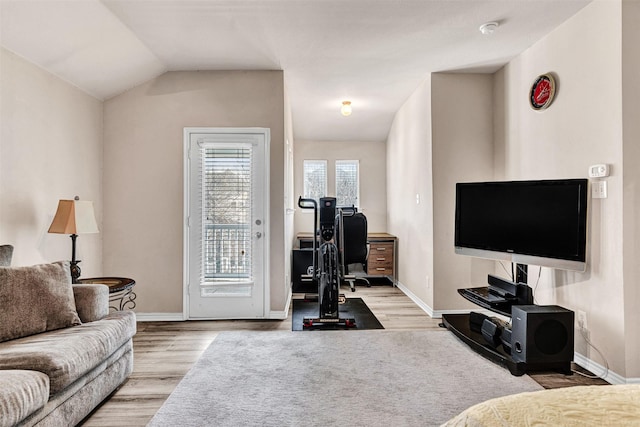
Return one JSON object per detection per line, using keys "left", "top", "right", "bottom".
{"left": 454, "top": 178, "right": 589, "bottom": 272}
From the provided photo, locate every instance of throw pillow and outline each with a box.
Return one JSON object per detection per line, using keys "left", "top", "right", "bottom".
{"left": 0, "top": 261, "right": 81, "bottom": 342}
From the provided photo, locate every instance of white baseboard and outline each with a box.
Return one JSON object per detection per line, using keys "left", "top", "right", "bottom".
{"left": 135, "top": 292, "right": 292, "bottom": 322}
{"left": 395, "top": 280, "right": 437, "bottom": 318}
{"left": 573, "top": 352, "right": 639, "bottom": 384}
{"left": 135, "top": 312, "right": 185, "bottom": 322}
{"left": 268, "top": 288, "right": 292, "bottom": 320}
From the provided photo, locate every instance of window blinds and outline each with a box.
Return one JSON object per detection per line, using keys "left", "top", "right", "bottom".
{"left": 336, "top": 160, "right": 359, "bottom": 207}
{"left": 200, "top": 146, "right": 252, "bottom": 282}
{"left": 303, "top": 160, "right": 327, "bottom": 203}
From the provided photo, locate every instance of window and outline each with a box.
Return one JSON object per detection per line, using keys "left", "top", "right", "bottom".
{"left": 303, "top": 160, "right": 327, "bottom": 203}
{"left": 201, "top": 146, "right": 252, "bottom": 281}
{"left": 336, "top": 160, "right": 359, "bottom": 207}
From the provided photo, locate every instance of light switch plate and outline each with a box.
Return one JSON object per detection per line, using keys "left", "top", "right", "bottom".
{"left": 592, "top": 181, "right": 607, "bottom": 199}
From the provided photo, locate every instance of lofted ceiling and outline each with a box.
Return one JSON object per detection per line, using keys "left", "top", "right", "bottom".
{"left": 0, "top": 0, "right": 591, "bottom": 142}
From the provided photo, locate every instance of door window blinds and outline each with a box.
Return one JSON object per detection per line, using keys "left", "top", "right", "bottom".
{"left": 200, "top": 145, "right": 252, "bottom": 282}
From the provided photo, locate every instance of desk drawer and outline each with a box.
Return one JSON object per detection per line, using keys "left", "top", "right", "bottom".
{"left": 370, "top": 242, "right": 394, "bottom": 253}
{"left": 368, "top": 256, "right": 393, "bottom": 268}
{"left": 367, "top": 242, "right": 394, "bottom": 275}
{"left": 367, "top": 265, "right": 394, "bottom": 275}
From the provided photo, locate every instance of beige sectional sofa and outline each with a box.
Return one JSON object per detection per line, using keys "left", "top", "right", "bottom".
{"left": 0, "top": 257, "right": 136, "bottom": 427}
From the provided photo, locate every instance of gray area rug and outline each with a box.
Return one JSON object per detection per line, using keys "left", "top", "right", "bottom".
{"left": 148, "top": 330, "right": 543, "bottom": 427}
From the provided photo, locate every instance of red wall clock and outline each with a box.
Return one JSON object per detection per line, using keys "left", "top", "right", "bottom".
{"left": 529, "top": 73, "right": 556, "bottom": 110}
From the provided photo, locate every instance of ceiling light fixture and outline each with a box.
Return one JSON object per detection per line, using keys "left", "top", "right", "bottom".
{"left": 341, "top": 101, "right": 352, "bottom": 116}
{"left": 479, "top": 22, "right": 499, "bottom": 35}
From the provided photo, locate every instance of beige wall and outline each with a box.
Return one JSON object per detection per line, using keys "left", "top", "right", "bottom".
{"left": 0, "top": 47, "right": 103, "bottom": 274}
{"left": 386, "top": 79, "right": 434, "bottom": 308}
{"left": 431, "top": 73, "right": 496, "bottom": 310}
{"left": 284, "top": 84, "right": 295, "bottom": 304}
{"left": 387, "top": 0, "right": 637, "bottom": 380}
{"left": 103, "top": 71, "right": 286, "bottom": 316}
{"left": 496, "top": 0, "right": 630, "bottom": 378}
{"left": 621, "top": 0, "right": 640, "bottom": 379}
{"left": 293, "top": 139, "right": 387, "bottom": 237}
{"left": 386, "top": 75, "right": 495, "bottom": 313}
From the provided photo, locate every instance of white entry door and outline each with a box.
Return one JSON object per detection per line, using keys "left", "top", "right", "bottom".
{"left": 185, "top": 128, "right": 269, "bottom": 319}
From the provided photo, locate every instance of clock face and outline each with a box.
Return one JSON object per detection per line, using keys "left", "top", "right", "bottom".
{"left": 530, "top": 74, "right": 556, "bottom": 110}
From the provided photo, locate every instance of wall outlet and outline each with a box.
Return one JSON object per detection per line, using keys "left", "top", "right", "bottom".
{"left": 577, "top": 310, "right": 588, "bottom": 330}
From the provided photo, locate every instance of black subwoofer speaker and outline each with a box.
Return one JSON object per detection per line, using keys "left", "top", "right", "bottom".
{"left": 511, "top": 305, "right": 574, "bottom": 364}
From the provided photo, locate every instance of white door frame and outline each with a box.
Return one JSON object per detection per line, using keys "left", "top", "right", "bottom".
{"left": 183, "top": 127, "right": 270, "bottom": 320}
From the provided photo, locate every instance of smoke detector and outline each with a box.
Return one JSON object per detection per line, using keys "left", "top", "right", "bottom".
{"left": 479, "top": 22, "right": 499, "bottom": 35}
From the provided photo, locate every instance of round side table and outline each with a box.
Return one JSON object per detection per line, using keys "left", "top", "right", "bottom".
{"left": 77, "top": 277, "right": 136, "bottom": 311}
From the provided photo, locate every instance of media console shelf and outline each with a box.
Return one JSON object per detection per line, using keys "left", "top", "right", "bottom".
{"left": 442, "top": 312, "right": 572, "bottom": 376}
{"left": 442, "top": 275, "right": 572, "bottom": 376}
{"left": 442, "top": 313, "right": 528, "bottom": 376}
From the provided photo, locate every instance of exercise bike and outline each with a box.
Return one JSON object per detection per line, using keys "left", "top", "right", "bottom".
{"left": 297, "top": 196, "right": 356, "bottom": 329}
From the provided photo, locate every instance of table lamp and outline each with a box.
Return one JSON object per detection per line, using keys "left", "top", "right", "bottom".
{"left": 48, "top": 197, "right": 99, "bottom": 283}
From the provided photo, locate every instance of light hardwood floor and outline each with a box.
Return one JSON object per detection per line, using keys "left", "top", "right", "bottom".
{"left": 81, "top": 285, "right": 605, "bottom": 426}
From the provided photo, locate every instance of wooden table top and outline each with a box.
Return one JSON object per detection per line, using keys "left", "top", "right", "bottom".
{"left": 77, "top": 277, "right": 136, "bottom": 293}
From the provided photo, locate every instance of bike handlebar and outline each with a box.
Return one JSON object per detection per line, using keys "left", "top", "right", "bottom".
{"left": 298, "top": 196, "right": 317, "bottom": 210}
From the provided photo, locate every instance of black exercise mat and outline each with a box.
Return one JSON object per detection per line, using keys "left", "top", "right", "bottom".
{"left": 292, "top": 297, "right": 384, "bottom": 331}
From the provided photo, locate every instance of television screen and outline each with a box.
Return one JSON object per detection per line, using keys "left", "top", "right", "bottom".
{"left": 455, "top": 179, "right": 588, "bottom": 271}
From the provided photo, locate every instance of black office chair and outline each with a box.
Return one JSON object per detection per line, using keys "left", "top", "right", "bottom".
{"left": 337, "top": 210, "right": 370, "bottom": 292}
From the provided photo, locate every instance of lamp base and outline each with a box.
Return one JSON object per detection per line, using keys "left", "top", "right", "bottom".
{"left": 69, "top": 233, "right": 81, "bottom": 284}
{"left": 70, "top": 261, "right": 81, "bottom": 284}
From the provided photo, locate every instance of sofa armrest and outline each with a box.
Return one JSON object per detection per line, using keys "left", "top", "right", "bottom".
{"left": 73, "top": 284, "right": 109, "bottom": 322}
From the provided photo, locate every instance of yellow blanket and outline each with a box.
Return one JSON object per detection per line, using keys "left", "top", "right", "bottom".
{"left": 442, "top": 384, "right": 640, "bottom": 427}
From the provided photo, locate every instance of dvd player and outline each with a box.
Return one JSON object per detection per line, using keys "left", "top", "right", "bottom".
{"left": 463, "top": 287, "right": 508, "bottom": 303}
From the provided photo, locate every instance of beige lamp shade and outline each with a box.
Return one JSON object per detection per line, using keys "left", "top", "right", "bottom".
{"left": 48, "top": 200, "right": 99, "bottom": 234}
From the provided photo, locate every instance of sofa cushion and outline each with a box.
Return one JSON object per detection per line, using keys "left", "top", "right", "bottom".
{"left": 73, "top": 284, "right": 109, "bottom": 323}
{"left": 0, "top": 311, "right": 136, "bottom": 394}
{"left": 0, "top": 369, "right": 50, "bottom": 427}
{"left": 0, "top": 261, "right": 81, "bottom": 342}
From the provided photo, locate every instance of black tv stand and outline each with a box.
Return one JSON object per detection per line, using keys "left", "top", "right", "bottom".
{"left": 442, "top": 274, "right": 572, "bottom": 376}
{"left": 442, "top": 313, "right": 523, "bottom": 376}
{"left": 441, "top": 313, "right": 571, "bottom": 376}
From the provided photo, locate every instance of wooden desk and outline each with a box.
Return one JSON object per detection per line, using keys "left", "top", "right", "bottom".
{"left": 295, "top": 232, "right": 398, "bottom": 285}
